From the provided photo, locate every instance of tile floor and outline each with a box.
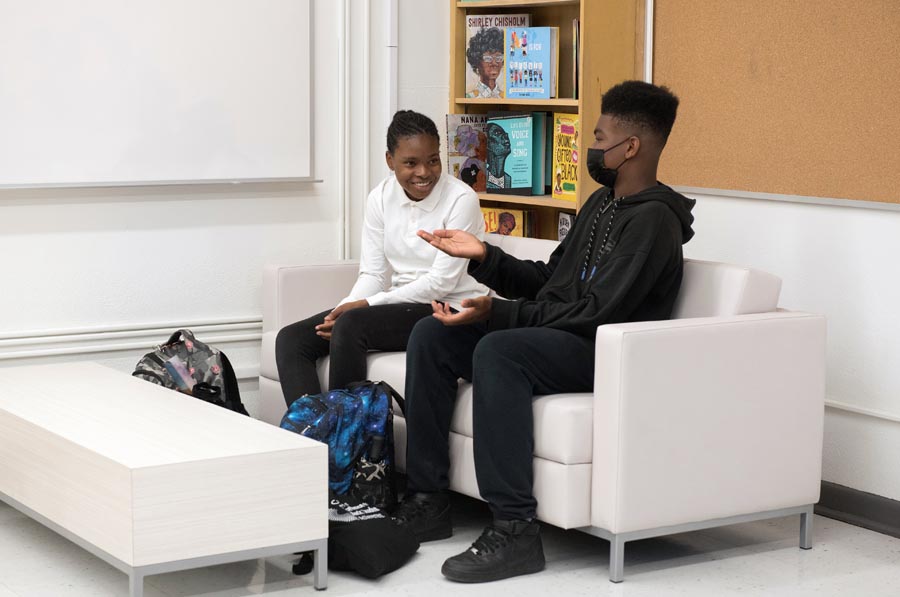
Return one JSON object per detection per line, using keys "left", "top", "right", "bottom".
{"left": 1, "top": 493, "right": 899, "bottom": 596}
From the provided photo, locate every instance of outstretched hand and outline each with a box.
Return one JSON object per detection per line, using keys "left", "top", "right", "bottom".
{"left": 316, "top": 299, "right": 368, "bottom": 340}
{"left": 418, "top": 229, "right": 487, "bottom": 262}
{"left": 431, "top": 296, "right": 492, "bottom": 326}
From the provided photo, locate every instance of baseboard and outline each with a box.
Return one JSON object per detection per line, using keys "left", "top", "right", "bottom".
{"left": 815, "top": 481, "right": 900, "bottom": 540}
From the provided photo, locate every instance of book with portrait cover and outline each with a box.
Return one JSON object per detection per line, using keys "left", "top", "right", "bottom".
{"left": 551, "top": 112, "right": 579, "bottom": 202}
{"left": 446, "top": 113, "right": 489, "bottom": 192}
{"left": 481, "top": 206, "right": 537, "bottom": 237}
{"left": 464, "top": 14, "right": 530, "bottom": 99}
{"left": 505, "top": 27, "right": 559, "bottom": 100}
{"left": 481, "top": 206, "right": 525, "bottom": 237}
{"left": 485, "top": 113, "right": 534, "bottom": 195}
{"left": 558, "top": 211, "right": 574, "bottom": 242}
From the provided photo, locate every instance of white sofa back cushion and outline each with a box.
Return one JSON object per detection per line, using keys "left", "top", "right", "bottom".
{"left": 673, "top": 259, "right": 782, "bottom": 318}
{"left": 482, "top": 234, "right": 782, "bottom": 318}
{"left": 483, "top": 233, "right": 559, "bottom": 262}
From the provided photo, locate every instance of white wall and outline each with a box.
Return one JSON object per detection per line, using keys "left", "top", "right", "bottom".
{"left": 397, "top": 0, "right": 451, "bottom": 154}
{"left": 0, "top": 1, "right": 352, "bottom": 417}
{"left": 684, "top": 193, "right": 900, "bottom": 502}
{"left": 393, "top": 0, "right": 900, "bottom": 504}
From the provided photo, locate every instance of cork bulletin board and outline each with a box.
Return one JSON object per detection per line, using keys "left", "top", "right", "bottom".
{"left": 652, "top": 0, "right": 900, "bottom": 205}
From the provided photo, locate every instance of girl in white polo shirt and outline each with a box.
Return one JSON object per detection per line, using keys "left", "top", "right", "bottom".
{"left": 275, "top": 110, "right": 488, "bottom": 405}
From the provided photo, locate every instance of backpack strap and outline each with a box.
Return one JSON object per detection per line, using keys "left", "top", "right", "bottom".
{"left": 218, "top": 352, "right": 249, "bottom": 415}
{"left": 344, "top": 380, "right": 405, "bottom": 414}
{"left": 132, "top": 368, "right": 167, "bottom": 385}
{"left": 374, "top": 381, "right": 405, "bottom": 415}
{"left": 145, "top": 352, "right": 168, "bottom": 369}
{"left": 385, "top": 382, "right": 405, "bottom": 415}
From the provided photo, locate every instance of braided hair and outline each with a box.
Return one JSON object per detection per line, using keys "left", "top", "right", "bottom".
{"left": 386, "top": 110, "right": 440, "bottom": 154}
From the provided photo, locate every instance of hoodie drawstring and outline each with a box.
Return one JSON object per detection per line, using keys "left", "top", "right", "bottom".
{"left": 580, "top": 195, "right": 620, "bottom": 281}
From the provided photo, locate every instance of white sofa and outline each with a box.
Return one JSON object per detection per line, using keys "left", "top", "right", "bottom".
{"left": 259, "top": 235, "right": 826, "bottom": 582}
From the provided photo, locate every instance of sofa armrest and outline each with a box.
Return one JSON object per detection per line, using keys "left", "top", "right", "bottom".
{"left": 262, "top": 262, "right": 359, "bottom": 333}
{"left": 591, "top": 311, "right": 826, "bottom": 534}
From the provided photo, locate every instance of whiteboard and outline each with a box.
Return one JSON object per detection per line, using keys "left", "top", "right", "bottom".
{"left": 0, "top": 0, "right": 312, "bottom": 187}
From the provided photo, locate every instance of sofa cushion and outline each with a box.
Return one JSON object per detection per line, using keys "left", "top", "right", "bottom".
{"left": 367, "top": 355, "right": 593, "bottom": 466}
{"left": 448, "top": 387, "right": 593, "bottom": 465}
{"left": 365, "top": 352, "right": 407, "bottom": 395}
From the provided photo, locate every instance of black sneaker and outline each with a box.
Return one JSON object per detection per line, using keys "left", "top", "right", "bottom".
{"left": 391, "top": 492, "right": 452, "bottom": 542}
{"left": 441, "top": 519, "right": 545, "bottom": 583}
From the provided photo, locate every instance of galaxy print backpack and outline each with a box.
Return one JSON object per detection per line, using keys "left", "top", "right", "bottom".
{"left": 280, "top": 380, "right": 404, "bottom": 511}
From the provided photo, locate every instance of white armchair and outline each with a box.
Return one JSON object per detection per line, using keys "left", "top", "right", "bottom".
{"left": 259, "top": 235, "right": 825, "bottom": 582}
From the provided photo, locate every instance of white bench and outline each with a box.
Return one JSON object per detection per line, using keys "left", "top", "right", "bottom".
{"left": 0, "top": 362, "right": 328, "bottom": 596}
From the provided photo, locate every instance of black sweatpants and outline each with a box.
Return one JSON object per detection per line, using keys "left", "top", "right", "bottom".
{"left": 275, "top": 303, "right": 433, "bottom": 406}
{"left": 404, "top": 316, "right": 596, "bottom": 521}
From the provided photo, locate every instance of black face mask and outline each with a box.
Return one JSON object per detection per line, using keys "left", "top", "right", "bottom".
{"left": 586, "top": 137, "right": 630, "bottom": 188}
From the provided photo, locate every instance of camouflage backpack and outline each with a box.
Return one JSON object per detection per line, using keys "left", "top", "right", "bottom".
{"left": 132, "top": 329, "right": 248, "bottom": 415}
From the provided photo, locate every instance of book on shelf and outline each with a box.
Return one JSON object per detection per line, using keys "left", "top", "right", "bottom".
{"left": 505, "top": 27, "right": 559, "bottom": 100}
{"left": 551, "top": 112, "right": 579, "bottom": 202}
{"left": 464, "top": 13, "right": 530, "bottom": 100}
{"left": 542, "top": 111, "right": 554, "bottom": 194}
{"left": 485, "top": 112, "right": 550, "bottom": 196}
{"left": 558, "top": 211, "right": 574, "bottom": 242}
{"left": 446, "top": 113, "right": 489, "bottom": 192}
{"left": 572, "top": 19, "right": 580, "bottom": 99}
{"left": 481, "top": 206, "right": 537, "bottom": 238}
{"left": 531, "top": 111, "right": 549, "bottom": 195}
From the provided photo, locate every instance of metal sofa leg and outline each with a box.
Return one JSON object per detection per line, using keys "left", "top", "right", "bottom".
{"left": 609, "top": 535, "right": 625, "bottom": 583}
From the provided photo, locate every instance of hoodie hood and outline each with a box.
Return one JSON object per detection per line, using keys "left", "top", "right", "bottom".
{"left": 615, "top": 183, "right": 695, "bottom": 243}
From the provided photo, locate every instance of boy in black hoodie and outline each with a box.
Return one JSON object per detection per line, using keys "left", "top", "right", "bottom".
{"left": 393, "top": 81, "right": 695, "bottom": 583}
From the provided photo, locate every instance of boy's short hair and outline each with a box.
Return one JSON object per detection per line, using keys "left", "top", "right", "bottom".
{"left": 601, "top": 81, "right": 679, "bottom": 142}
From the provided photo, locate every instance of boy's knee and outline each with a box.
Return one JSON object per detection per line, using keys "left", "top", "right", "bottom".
{"left": 333, "top": 306, "right": 367, "bottom": 328}
{"left": 276, "top": 316, "right": 325, "bottom": 359}
{"left": 472, "top": 331, "right": 515, "bottom": 367}
{"left": 408, "top": 315, "right": 444, "bottom": 350}
{"left": 275, "top": 324, "right": 298, "bottom": 356}
{"left": 329, "top": 312, "right": 351, "bottom": 336}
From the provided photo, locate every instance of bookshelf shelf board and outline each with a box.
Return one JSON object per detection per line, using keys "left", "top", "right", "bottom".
{"left": 456, "top": 98, "right": 579, "bottom": 108}
{"left": 479, "top": 193, "right": 577, "bottom": 210}
{"left": 457, "top": 0, "right": 579, "bottom": 8}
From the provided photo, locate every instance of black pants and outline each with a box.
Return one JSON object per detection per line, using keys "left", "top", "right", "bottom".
{"left": 404, "top": 316, "right": 596, "bottom": 521}
{"left": 275, "top": 303, "right": 434, "bottom": 406}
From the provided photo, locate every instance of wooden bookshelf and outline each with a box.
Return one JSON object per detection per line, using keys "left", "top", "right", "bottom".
{"left": 456, "top": 98, "right": 579, "bottom": 107}
{"left": 479, "top": 193, "right": 575, "bottom": 209}
{"left": 449, "top": 0, "right": 645, "bottom": 240}
{"left": 457, "top": 1, "right": 580, "bottom": 8}
{"left": 479, "top": 195, "right": 575, "bottom": 240}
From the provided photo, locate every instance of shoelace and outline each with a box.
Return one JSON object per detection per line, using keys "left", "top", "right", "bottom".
{"left": 469, "top": 525, "right": 512, "bottom": 556}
